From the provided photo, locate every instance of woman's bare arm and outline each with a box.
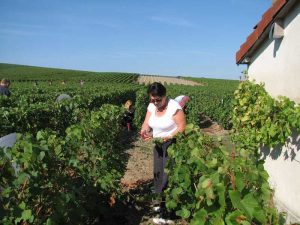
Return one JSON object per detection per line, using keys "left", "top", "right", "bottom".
{"left": 164, "top": 109, "right": 186, "bottom": 141}
{"left": 141, "top": 110, "right": 151, "bottom": 132}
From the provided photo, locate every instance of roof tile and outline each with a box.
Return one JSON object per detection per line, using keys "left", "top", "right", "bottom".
{"left": 236, "top": 0, "right": 288, "bottom": 64}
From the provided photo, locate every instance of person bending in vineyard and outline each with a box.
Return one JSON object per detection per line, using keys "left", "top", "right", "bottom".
{"left": 0, "top": 79, "right": 11, "bottom": 97}
{"left": 175, "top": 95, "right": 190, "bottom": 114}
{"left": 122, "top": 100, "right": 135, "bottom": 131}
{"left": 140, "top": 82, "right": 186, "bottom": 224}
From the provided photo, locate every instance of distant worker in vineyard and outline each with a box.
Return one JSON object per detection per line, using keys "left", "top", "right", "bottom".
{"left": 122, "top": 100, "right": 135, "bottom": 131}
{"left": 175, "top": 95, "right": 190, "bottom": 114}
{"left": 140, "top": 82, "right": 186, "bottom": 224}
{"left": 0, "top": 78, "right": 11, "bottom": 97}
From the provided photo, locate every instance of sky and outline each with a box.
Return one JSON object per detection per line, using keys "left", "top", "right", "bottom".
{"left": 0, "top": 0, "right": 272, "bottom": 80}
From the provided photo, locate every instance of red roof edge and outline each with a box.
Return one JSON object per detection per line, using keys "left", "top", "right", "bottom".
{"left": 236, "top": 0, "right": 287, "bottom": 64}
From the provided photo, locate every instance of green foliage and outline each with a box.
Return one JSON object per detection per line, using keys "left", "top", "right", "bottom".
{"left": 4, "top": 64, "right": 286, "bottom": 225}
{"left": 0, "top": 104, "right": 126, "bottom": 224}
{"left": 133, "top": 87, "right": 149, "bottom": 128}
{"left": 131, "top": 80, "right": 238, "bottom": 130}
{"left": 166, "top": 81, "right": 238, "bottom": 129}
{"left": 164, "top": 81, "right": 300, "bottom": 224}
{"left": 165, "top": 124, "right": 283, "bottom": 224}
{"left": 232, "top": 81, "right": 300, "bottom": 153}
{"left": 0, "top": 83, "right": 137, "bottom": 136}
{"left": 0, "top": 63, "right": 139, "bottom": 83}
{"left": 185, "top": 77, "right": 239, "bottom": 90}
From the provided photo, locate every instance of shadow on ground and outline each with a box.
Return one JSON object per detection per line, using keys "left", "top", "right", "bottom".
{"left": 99, "top": 179, "right": 157, "bottom": 225}
{"left": 91, "top": 130, "right": 155, "bottom": 225}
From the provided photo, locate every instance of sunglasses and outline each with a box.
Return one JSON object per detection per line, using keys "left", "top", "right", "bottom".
{"left": 150, "top": 97, "right": 163, "bottom": 103}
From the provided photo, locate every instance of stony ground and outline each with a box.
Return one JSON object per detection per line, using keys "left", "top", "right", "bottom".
{"left": 121, "top": 136, "right": 153, "bottom": 190}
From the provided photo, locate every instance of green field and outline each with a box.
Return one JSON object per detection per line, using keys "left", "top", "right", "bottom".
{"left": 1, "top": 63, "right": 284, "bottom": 224}
{"left": 0, "top": 63, "right": 139, "bottom": 83}
{"left": 0, "top": 63, "right": 239, "bottom": 130}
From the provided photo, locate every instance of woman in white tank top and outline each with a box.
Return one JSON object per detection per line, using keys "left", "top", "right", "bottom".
{"left": 140, "top": 82, "right": 186, "bottom": 223}
{"left": 141, "top": 84, "right": 186, "bottom": 140}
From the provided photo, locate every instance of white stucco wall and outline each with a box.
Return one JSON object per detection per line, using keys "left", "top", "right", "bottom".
{"left": 248, "top": 2, "right": 300, "bottom": 223}
{"left": 248, "top": 1, "right": 300, "bottom": 104}
{"left": 260, "top": 130, "right": 300, "bottom": 223}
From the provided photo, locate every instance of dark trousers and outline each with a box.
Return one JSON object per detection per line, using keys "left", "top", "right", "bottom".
{"left": 153, "top": 138, "right": 176, "bottom": 194}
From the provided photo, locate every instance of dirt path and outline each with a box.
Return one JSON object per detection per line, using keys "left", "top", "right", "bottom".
{"left": 121, "top": 136, "right": 153, "bottom": 190}
{"left": 99, "top": 132, "right": 156, "bottom": 225}
{"left": 118, "top": 133, "right": 160, "bottom": 225}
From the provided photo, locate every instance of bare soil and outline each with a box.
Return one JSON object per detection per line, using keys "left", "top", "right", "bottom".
{"left": 121, "top": 137, "right": 153, "bottom": 190}
{"left": 137, "top": 75, "right": 202, "bottom": 86}
{"left": 201, "top": 122, "right": 229, "bottom": 136}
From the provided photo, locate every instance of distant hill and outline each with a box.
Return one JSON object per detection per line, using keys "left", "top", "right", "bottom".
{"left": 0, "top": 63, "right": 238, "bottom": 86}
{"left": 137, "top": 75, "right": 202, "bottom": 86}
{"left": 185, "top": 77, "right": 239, "bottom": 88}
{"left": 0, "top": 63, "right": 139, "bottom": 82}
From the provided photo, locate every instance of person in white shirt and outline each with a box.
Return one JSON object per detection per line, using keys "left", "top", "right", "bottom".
{"left": 175, "top": 95, "right": 190, "bottom": 113}
{"left": 140, "top": 82, "right": 186, "bottom": 223}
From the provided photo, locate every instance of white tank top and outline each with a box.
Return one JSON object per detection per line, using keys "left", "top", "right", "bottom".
{"left": 147, "top": 99, "right": 182, "bottom": 138}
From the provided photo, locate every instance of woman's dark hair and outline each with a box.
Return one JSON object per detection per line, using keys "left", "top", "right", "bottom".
{"left": 147, "top": 82, "right": 166, "bottom": 97}
{"left": 1, "top": 78, "right": 11, "bottom": 86}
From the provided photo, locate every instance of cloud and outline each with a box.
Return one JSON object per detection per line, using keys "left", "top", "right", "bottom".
{"left": 109, "top": 52, "right": 137, "bottom": 59}
{"left": 90, "top": 20, "right": 119, "bottom": 29}
{"left": 0, "top": 22, "right": 44, "bottom": 29}
{"left": 0, "top": 22, "right": 48, "bottom": 36}
{"left": 136, "top": 49, "right": 215, "bottom": 57}
{"left": 0, "top": 28, "right": 48, "bottom": 36}
{"left": 108, "top": 49, "right": 216, "bottom": 58}
{"left": 150, "top": 16, "right": 196, "bottom": 28}
{"left": 51, "top": 13, "right": 120, "bottom": 30}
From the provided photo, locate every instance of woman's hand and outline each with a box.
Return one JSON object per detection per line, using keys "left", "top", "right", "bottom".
{"left": 141, "top": 110, "right": 152, "bottom": 141}
{"left": 140, "top": 130, "right": 152, "bottom": 141}
{"left": 163, "top": 136, "right": 172, "bottom": 142}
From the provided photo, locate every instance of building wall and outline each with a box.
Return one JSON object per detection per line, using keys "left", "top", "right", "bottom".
{"left": 260, "top": 130, "right": 300, "bottom": 223}
{"left": 248, "top": 1, "right": 300, "bottom": 104}
{"left": 248, "top": 2, "right": 300, "bottom": 223}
